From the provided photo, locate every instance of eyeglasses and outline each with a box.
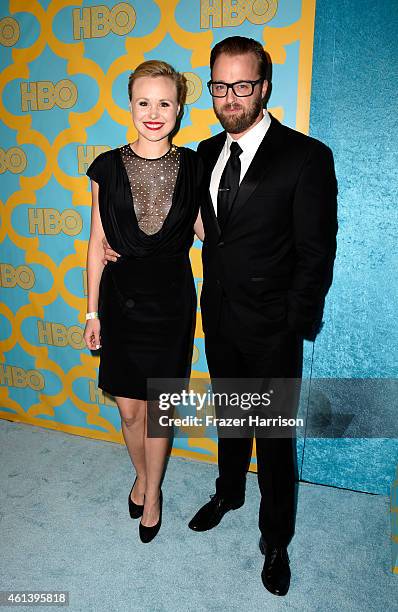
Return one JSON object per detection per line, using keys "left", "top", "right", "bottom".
{"left": 207, "top": 79, "right": 263, "bottom": 98}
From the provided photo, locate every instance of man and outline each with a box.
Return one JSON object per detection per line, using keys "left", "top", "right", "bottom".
{"left": 189, "top": 36, "right": 337, "bottom": 596}
{"left": 103, "top": 36, "right": 337, "bottom": 596}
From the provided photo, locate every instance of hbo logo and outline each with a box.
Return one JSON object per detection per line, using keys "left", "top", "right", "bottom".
{"left": 28, "top": 209, "right": 83, "bottom": 236}
{"left": 0, "top": 365, "right": 45, "bottom": 391}
{"left": 73, "top": 2, "right": 136, "bottom": 39}
{"left": 0, "top": 263, "right": 35, "bottom": 289}
{"left": 88, "top": 381, "right": 117, "bottom": 406}
{"left": 0, "top": 147, "right": 27, "bottom": 174}
{"left": 0, "top": 17, "right": 20, "bottom": 47}
{"left": 77, "top": 145, "right": 110, "bottom": 174}
{"left": 183, "top": 73, "right": 202, "bottom": 105}
{"left": 200, "top": 0, "right": 278, "bottom": 28}
{"left": 21, "top": 79, "right": 77, "bottom": 112}
{"left": 38, "top": 321, "right": 85, "bottom": 349}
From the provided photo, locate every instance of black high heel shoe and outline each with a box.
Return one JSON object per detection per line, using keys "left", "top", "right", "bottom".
{"left": 128, "top": 477, "right": 144, "bottom": 519}
{"left": 139, "top": 490, "right": 162, "bottom": 543}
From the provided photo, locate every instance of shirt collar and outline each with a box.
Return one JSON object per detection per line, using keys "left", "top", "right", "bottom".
{"left": 226, "top": 109, "right": 271, "bottom": 154}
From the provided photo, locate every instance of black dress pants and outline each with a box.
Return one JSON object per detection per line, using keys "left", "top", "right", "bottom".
{"left": 204, "top": 300, "right": 303, "bottom": 547}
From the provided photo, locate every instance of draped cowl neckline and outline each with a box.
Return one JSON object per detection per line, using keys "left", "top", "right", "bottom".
{"left": 93, "top": 146, "right": 201, "bottom": 260}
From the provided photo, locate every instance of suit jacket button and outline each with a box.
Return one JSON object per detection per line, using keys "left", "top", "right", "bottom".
{"left": 218, "top": 241, "right": 225, "bottom": 247}
{"left": 125, "top": 298, "right": 135, "bottom": 308}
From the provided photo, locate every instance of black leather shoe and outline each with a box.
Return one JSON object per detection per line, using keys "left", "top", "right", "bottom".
{"left": 128, "top": 477, "right": 144, "bottom": 519}
{"left": 188, "top": 494, "right": 244, "bottom": 531}
{"left": 259, "top": 537, "right": 290, "bottom": 596}
{"left": 139, "top": 490, "right": 162, "bottom": 543}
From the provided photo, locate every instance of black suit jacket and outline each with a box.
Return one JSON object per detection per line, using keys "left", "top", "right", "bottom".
{"left": 197, "top": 114, "right": 338, "bottom": 342}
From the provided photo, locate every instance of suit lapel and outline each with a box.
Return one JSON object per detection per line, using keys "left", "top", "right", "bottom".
{"left": 202, "top": 132, "right": 226, "bottom": 236}
{"left": 224, "top": 115, "right": 280, "bottom": 229}
{"left": 200, "top": 116, "right": 282, "bottom": 236}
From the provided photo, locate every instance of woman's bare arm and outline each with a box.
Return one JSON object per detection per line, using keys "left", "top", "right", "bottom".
{"left": 84, "top": 179, "right": 106, "bottom": 350}
{"left": 87, "top": 179, "right": 106, "bottom": 311}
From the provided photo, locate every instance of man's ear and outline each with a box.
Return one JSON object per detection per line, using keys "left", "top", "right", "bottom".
{"left": 128, "top": 102, "right": 132, "bottom": 112}
{"left": 261, "top": 79, "right": 268, "bottom": 100}
{"left": 177, "top": 104, "right": 181, "bottom": 117}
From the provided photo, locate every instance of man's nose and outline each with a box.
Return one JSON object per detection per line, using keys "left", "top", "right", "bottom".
{"left": 225, "top": 86, "right": 237, "bottom": 104}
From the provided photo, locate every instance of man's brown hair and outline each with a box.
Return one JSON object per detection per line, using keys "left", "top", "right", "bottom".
{"left": 210, "top": 36, "right": 269, "bottom": 80}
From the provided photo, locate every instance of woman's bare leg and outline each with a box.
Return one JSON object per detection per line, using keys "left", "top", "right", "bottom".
{"left": 141, "top": 404, "right": 171, "bottom": 527}
{"left": 115, "top": 396, "right": 146, "bottom": 504}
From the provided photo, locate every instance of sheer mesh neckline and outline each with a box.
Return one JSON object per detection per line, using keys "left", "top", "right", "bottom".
{"left": 120, "top": 144, "right": 180, "bottom": 236}
{"left": 126, "top": 144, "right": 178, "bottom": 161}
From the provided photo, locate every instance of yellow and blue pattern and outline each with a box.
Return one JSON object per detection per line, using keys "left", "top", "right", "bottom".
{"left": 0, "top": 0, "right": 316, "bottom": 466}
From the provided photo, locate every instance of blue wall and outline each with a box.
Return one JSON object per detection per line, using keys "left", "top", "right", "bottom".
{"left": 300, "top": 0, "right": 398, "bottom": 494}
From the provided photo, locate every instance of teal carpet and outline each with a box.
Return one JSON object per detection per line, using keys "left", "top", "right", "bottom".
{"left": 0, "top": 420, "right": 395, "bottom": 611}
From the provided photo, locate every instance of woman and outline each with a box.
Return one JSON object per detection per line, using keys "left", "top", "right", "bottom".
{"left": 83, "top": 60, "right": 204, "bottom": 543}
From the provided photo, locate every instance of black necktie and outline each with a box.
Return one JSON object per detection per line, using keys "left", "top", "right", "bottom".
{"left": 217, "top": 141, "right": 243, "bottom": 231}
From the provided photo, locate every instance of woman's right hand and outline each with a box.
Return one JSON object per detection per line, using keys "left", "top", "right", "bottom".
{"left": 84, "top": 319, "right": 101, "bottom": 350}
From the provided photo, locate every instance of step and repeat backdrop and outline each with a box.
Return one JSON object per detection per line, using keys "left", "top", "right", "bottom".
{"left": 0, "top": 1, "right": 316, "bottom": 463}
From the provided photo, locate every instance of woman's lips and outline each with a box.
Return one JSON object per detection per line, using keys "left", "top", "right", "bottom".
{"left": 144, "top": 122, "right": 164, "bottom": 131}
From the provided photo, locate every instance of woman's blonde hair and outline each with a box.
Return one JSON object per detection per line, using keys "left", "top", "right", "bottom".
{"left": 128, "top": 60, "right": 187, "bottom": 118}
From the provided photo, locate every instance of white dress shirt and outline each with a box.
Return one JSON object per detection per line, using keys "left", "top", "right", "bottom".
{"left": 210, "top": 110, "right": 271, "bottom": 213}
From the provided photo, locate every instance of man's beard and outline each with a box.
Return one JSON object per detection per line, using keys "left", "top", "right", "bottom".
{"left": 214, "top": 94, "right": 263, "bottom": 134}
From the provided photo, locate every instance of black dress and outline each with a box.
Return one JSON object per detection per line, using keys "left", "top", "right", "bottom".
{"left": 86, "top": 144, "right": 201, "bottom": 400}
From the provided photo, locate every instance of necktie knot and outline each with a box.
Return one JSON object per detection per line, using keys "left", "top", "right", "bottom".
{"left": 229, "top": 141, "right": 242, "bottom": 158}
